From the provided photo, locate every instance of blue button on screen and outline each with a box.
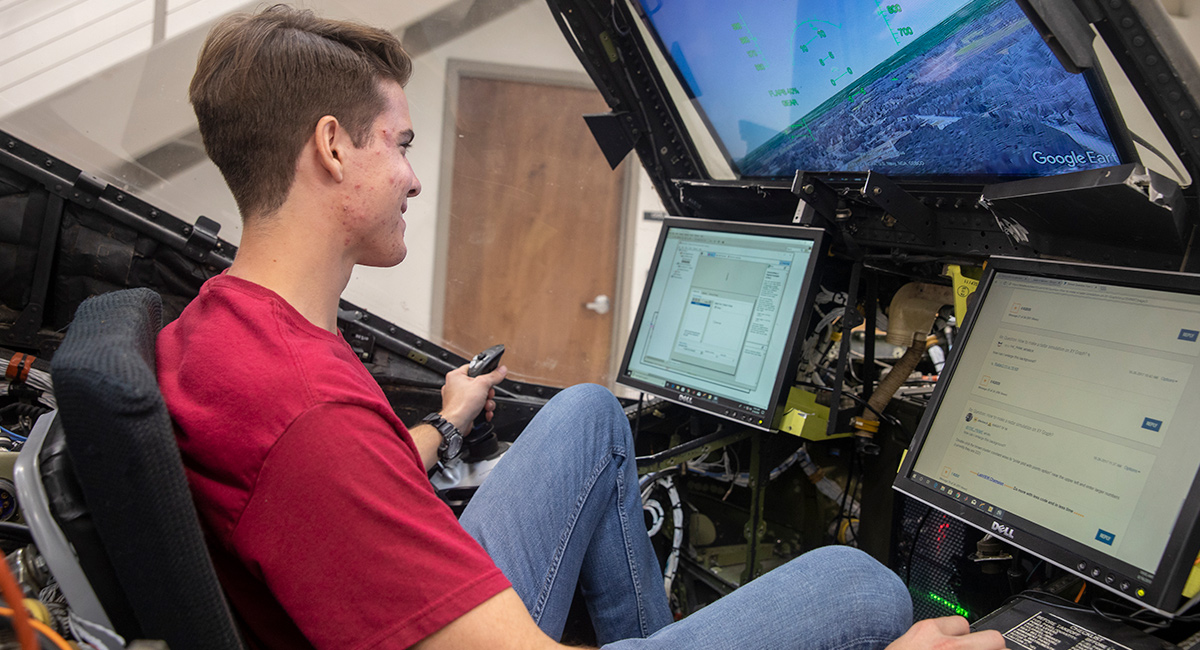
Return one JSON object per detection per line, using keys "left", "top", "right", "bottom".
{"left": 1142, "top": 418, "right": 1163, "bottom": 432}
{"left": 1096, "top": 530, "right": 1115, "bottom": 545}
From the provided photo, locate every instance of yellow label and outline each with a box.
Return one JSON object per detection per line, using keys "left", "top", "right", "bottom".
{"left": 945, "top": 264, "right": 983, "bottom": 325}
{"left": 1183, "top": 554, "right": 1200, "bottom": 598}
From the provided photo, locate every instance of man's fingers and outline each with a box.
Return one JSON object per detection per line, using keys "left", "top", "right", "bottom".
{"left": 929, "top": 616, "right": 971, "bottom": 636}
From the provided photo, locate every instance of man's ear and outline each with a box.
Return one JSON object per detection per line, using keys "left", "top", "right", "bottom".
{"left": 314, "top": 115, "right": 345, "bottom": 183}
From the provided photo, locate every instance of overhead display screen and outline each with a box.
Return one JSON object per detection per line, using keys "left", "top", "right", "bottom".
{"left": 636, "top": 0, "right": 1128, "bottom": 179}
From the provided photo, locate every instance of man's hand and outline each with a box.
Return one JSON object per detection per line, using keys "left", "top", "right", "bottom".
{"left": 441, "top": 363, "right": 507, "bottom": 433}
{"left": 886, "top": 616, "right": 1007, "bottom": 650}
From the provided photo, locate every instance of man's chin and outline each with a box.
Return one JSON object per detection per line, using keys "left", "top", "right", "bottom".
{"left": 360, "top": 247, "right": 407, "bottom": 268}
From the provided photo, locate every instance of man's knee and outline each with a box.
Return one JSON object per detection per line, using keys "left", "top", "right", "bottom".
{"left": 552, "top": 383, "right": 621, "bottom": 412}
{"left": 547, "top": 384, "right": 626, "bottom": 428}
{"left": 525, "top": 383, "right": 631, "bottom": 451}
{"left": 781, "top": 546, "right": 912, "bottom": 635}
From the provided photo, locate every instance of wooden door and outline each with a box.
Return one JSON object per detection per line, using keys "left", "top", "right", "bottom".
{"left": 443, "top": 76, "right": 625, "bottom": 388}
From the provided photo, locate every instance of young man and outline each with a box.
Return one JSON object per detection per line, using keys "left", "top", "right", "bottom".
{"left": 158, "top": 5, "right": 1008, "bottom": 650}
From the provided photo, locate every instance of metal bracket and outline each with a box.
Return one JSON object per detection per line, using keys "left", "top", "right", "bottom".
{"left": 740, "top": 432, "right": 766, "bottom": 585}
{"left": 345, "top": 323, "right": 377, "bottom": 363}
{"left": 182, "top": 215, "right": 221, "bottom": 262}
{"left": 792, "top": 172, "right": 839, "bottom": 227}
{"left": 826, "top": 261, "right": 864, "bottom": 439}
{"left": 1014, "top": 0, "right": 1096, "bottom": 73}
{"left": 583, "top": 111, "right": 644, "bottom": 170}
{"left": 862, "top": 171, "right": 938, "bottom": 246}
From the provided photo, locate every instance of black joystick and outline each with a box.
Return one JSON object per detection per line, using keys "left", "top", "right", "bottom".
{"left": 464, "top": 344, "right": 505, "bottom": 462}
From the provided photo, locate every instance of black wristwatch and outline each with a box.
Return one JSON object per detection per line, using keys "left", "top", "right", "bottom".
{"left": 421, "top": 413, "right": 463, "bottom": 462}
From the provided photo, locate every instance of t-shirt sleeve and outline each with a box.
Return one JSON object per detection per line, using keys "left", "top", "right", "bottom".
{"left": 230, "top": 402, "right": 510, "bottom": 650}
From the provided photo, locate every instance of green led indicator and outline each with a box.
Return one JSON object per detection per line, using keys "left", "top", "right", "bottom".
{"left": 927, "top": 592, "right": 970, "bottom": 618}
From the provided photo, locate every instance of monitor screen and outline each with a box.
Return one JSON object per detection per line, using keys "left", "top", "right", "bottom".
{"left": 635, "top": 0, "right": 1130, "bottom": 179}
{"left": 618, "top": 218, "right": 825, "bottom": 430}
{"left": 894, "top": 257, "right": 1200, "bottom": 615}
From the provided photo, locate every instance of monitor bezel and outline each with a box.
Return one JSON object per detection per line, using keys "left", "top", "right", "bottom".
{"left": 630, "top": 0, "right": 1138, "bottom": 182}
{"left": 617, "top": 217, "right": 827, "bottom": 432}
{"left": 893, "top": 256, "right": 1200, "bottom": 617}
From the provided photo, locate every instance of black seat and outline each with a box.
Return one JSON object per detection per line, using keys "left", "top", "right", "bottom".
{"left": 18, "top": 288, "right": 244, "bottom": 650}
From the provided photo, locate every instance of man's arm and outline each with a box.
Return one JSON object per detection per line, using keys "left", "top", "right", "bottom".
{"left": 410, "top": 364, "right": 507, "bottom": 469}
{"left": 414, "top": 588, "right": 578, "bottom": 650}
{"left": 415, "top": 596, "right": 1005, "bottom": 650}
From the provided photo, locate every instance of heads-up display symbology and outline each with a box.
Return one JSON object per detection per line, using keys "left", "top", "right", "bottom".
{"left": 637, "top": 0, "right": 1127, "bottom": 178}
{"left": 619, "top": 219, "right": 825, "bottom": 430}
{"left": 895, "top": 257, "right": 1200, "bottom": 615}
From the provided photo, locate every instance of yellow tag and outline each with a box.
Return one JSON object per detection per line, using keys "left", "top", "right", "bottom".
{"left": 945, "top": 264, "right": 983, "bottom": 325}
{"left": 1183, "top": 554, "right": 1200, "bottom": 598}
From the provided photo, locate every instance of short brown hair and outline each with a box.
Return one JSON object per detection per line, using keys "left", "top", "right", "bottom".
{"left": 190, "top": 5, "right": 412, "bottom": 219}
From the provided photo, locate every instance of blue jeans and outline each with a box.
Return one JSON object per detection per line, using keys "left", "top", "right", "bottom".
{"left": 460, "top": 384, "right": 912, "bottom": 649}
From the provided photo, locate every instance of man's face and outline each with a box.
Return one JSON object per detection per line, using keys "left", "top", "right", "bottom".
{"left": 341, "top": 80, "right": 422, "bottom": 267}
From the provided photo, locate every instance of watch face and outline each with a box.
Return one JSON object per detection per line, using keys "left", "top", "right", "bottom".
{"left": 444, "top": 434, "right": 462, "bottom": 460}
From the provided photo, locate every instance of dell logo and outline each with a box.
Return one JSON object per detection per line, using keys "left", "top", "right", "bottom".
{"left": 991, "top": 521, "right": 1015, "bottom": 539}
{"left": 679, "top": 394, "right": 693, "bottom": 404}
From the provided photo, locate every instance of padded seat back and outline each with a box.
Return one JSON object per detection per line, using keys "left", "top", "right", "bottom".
{"left": 45, "top": 288, "right": 243, "bottom": 650}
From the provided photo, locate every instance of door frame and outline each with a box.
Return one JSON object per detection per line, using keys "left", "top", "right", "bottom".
{"left": 432, "top": 59, "right": 640, "bottom": 385}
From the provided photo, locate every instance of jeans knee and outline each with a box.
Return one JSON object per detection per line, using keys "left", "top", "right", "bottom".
{"left": 789, "top": 546, "right": 912, "bottom": 636}
{"left": 534, "top": 384, "right": 632, "bottom": 452}
{"left": 556, "top": 383, "right": 620, "bottom": 411}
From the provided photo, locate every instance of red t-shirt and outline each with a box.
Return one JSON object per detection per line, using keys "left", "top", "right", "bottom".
{"left": 156, "top": 274, "right": 509, "bottom": 649}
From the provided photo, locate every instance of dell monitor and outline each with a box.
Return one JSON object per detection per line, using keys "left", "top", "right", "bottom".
{"left": 634, "top": 0, "right": 1133, "bottom": 179}
{"left": 894, "top": 257, "right": 1200, "bottom": 616}
{"left": 618, "top": 218, "right": 825, "bottom": 430}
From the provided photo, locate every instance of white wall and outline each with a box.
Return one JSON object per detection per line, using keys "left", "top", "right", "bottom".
{"left": 340, "top": 1, "right": 666, "bottom": 343}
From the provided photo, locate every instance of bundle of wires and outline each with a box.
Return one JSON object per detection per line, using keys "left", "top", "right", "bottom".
{"left": 0, "top": 354, "right": 55, "bottom": 411}
{"left": 640, "top": 475, "right": 683, "bottom": 594}
{"left": 0, "top": 545, "right": 73, "bottom": 650}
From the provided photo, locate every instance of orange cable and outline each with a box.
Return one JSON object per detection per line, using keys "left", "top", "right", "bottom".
{"left": 0, "top": 554, "right": 36, "bottom": 650}
{"left": 0, "top": 606, "right": 74, "bottom": 650}
{"left": 1074, "top": 583, "right": 1087, "bottom": 603}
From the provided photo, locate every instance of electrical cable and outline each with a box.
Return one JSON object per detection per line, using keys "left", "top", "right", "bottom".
{"left": 794, "top": 381, "right": 905, "bottom": 428}
{"left": 831, "top": 444, "right": 861, "bottom": 545}
{"left": 634, "top": 392, "right": 644, "bottom": 440}
{"left": 0, "top": 355, "right": 55, "bottom": 410}
{"left": 0, "top": 523, "right": 32, "bottom": 545}
{"left": 906, "top": 505, "right": 934, "bottom": 587}
{"left": 0, "top": 426, "right": 28, "bottom": 442}
{"left": 640, "top": 475, "right": 683, "bottom": 595}
{"left": 1008, "top": 591, "right": 1176, "bottom": 631}
{"left": 0, "top": 607, "right": 72, "bottom": 650}
{"left": 1130, "top": 131, "right": 1188, "bottom": 184}
{"left": 0, "top": 553, "right": 38, "bottom": 650}
{"left": 609, "top": 0, "right": 631, "bottom": 36}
